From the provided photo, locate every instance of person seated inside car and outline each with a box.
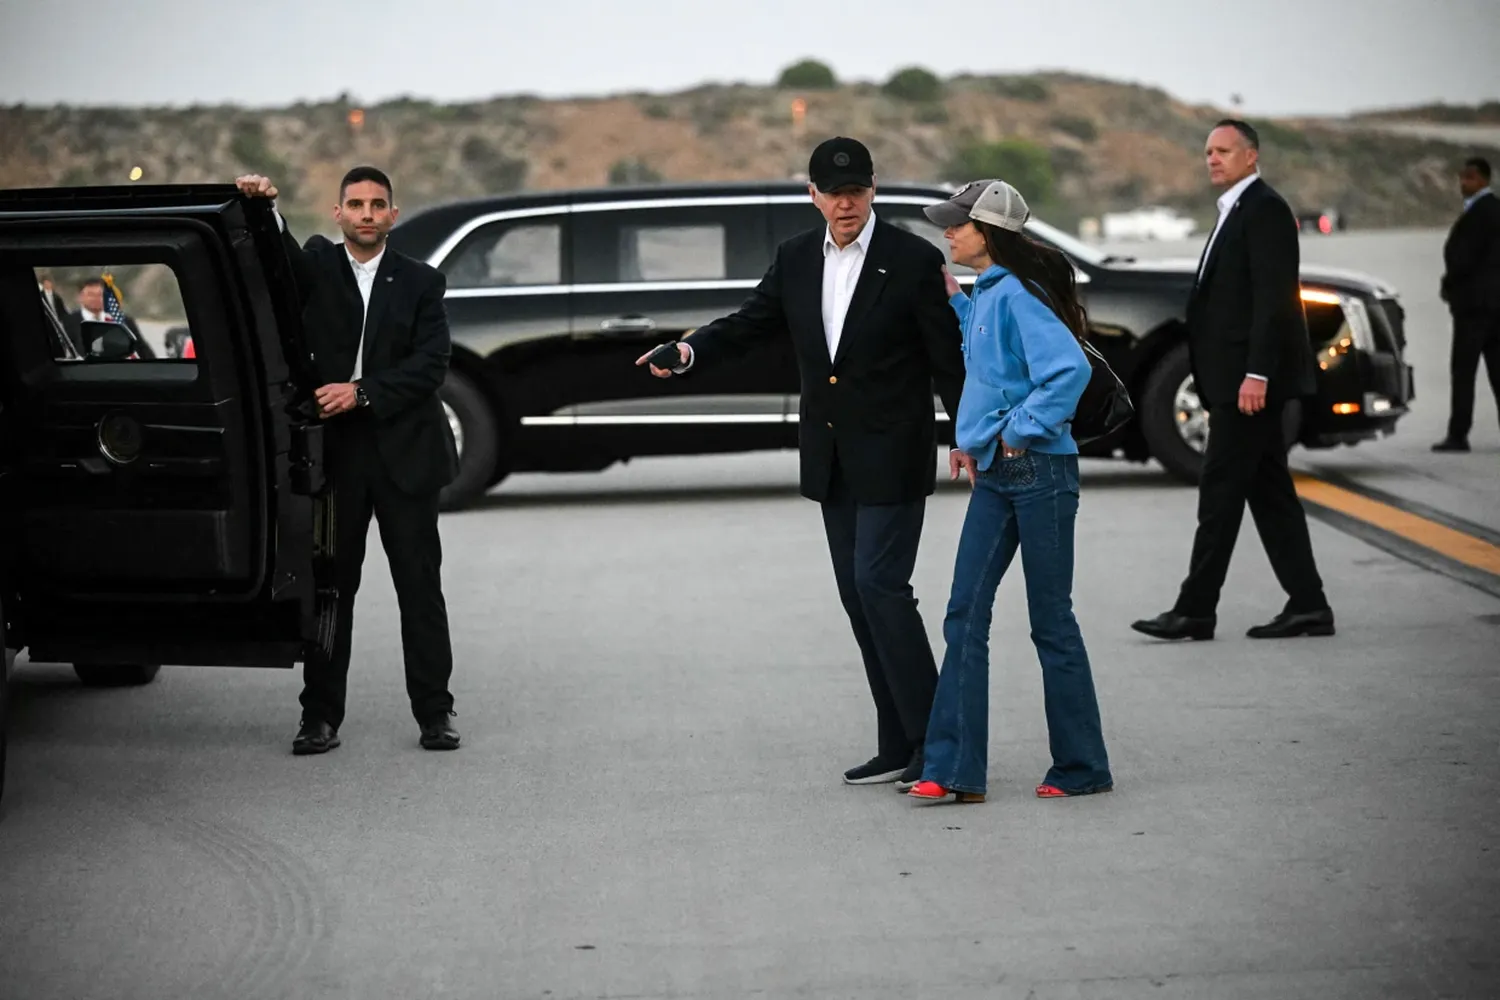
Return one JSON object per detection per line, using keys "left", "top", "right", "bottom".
{"left": 70, "top": 277, "right": 154, "bottom": 359}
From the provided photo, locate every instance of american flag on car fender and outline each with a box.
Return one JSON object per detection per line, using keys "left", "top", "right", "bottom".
{"left": 101, "top": 272, "right": 127, "bottom": 323}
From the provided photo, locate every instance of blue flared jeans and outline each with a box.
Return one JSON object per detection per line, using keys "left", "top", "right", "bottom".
{"left": 921, "top": 452, "right": 1112, "bottom": 795}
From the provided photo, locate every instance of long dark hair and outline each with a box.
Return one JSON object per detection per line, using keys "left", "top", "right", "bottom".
{"left": 975, "top": 222, "right": 1090, "bottom": 342}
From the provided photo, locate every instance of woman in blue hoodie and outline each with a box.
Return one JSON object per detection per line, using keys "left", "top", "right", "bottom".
{"left": 908, "top": 179, "right": 1113, "bottom": 805}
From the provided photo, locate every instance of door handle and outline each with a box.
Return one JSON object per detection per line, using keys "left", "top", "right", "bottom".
{"left": 599, "top": 315, "right": 656, "bottom": 332}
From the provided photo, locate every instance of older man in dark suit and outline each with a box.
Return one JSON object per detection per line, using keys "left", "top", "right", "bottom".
{"left": 640, "top": 136, "right": 967, "bottom": 791}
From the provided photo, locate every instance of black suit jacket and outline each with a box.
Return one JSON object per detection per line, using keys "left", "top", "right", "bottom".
{"left": 686, "top": 218, "right": 965, "bottom": 504}
{"left": 282, "top": 230, "right": 459, "bottom": 496}
{"left": 1186, "top": 178, "right": 1317, "bottom": 408}
{"left": 1441, "top": 190, "right": 1500, "bottom": 317}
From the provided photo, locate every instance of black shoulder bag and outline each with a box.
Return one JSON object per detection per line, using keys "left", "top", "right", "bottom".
{"left": 1005, "top": 274, "right": 1134, "bottom": 444}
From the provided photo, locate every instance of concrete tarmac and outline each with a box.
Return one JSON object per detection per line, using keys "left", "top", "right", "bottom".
{"left": 3, "top": 227, "right": 1498, "bottom": 999}
{"left": 2, "top": 447, "right": 1497, "bottom": 999}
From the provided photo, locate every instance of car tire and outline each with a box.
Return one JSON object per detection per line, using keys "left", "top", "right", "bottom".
{"left": 1140, "top": 344, "right": 1305, "bottom": 486}
{"left": 73, "top": 663, "right": 160, "bottom": 687}
{"left": 1140, "top": 343, "right": 1206, "bottom": 486}
{"left": 437, "top": 369, "right": 506, "bottom": 511}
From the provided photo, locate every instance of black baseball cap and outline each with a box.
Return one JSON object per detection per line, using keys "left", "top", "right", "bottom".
{"left": 808, "top": 136, "right": 874, "bottom": 192}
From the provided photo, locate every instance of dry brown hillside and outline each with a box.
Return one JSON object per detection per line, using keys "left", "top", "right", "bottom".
{"left": 3, "top": 71, "right": 1494, "bottom": 245}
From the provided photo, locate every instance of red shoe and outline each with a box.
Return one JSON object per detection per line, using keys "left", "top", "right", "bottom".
{"left": 908, "top": 780, "right": 985, "bottom": 804}
{"left": 1035, "top": 783, "right": 1113, "bottom": 799}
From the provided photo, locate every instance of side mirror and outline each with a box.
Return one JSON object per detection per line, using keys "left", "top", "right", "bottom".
{"left": 82, "top": 321, "right": 136, "bottom": 360}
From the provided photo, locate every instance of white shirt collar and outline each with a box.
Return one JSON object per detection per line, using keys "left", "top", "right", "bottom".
{"left": 345, "top": 243, "right": 386, "bottom": 274}
{"left": 1464, "top": 187, "right": 1494, "bottom": 212}
{"left": 1216, "top": 172, "right": 1260, "bottom": 215}
{"left": 823, "top": 211, "right": 877, "bottom": 257}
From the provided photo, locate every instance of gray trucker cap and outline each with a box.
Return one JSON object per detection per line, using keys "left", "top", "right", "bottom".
{"left": 922, "top": 179, "right": 1030, "bottom": 232}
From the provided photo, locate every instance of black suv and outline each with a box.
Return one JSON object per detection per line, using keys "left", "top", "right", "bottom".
{"left": 0, "top": 184, "right": 338, "bottom": 801}
{"left": 387, "top": 182, "right": 1415, "bottom": 510}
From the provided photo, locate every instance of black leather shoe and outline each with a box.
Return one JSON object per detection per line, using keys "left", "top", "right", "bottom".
{"left": 1247, "top": 608, "right": 1335, "bottom": 638}
{"left": 1130, "top": 611, "right": 1215, "bottom": 641}
{"left": 1432, "top": 438, "right": 1470, "bottom": 452}
{"left": 292, "top": 718, "right": 340, "bottom": 756}
{"left": 419, "top": 713, "right": 461, "bottom": 751}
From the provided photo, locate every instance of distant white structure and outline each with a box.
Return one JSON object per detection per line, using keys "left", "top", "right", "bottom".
{"left": 1101, "top": 206, "right": 1197, "bottom": 241}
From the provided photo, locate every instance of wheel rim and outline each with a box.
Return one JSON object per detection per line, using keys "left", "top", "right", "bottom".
{"left": 442, "top": 399, "right": 465, "bottom": 459}
{"left": 1173, "top": 375, "right": 1210, "bottom": 453}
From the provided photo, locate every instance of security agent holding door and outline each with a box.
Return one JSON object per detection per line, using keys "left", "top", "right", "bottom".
{"left": 638, "top": 137, "right": 968, "bottom": 790}
{"left": 235, "top": 169, "right": 461, "bottom": 754}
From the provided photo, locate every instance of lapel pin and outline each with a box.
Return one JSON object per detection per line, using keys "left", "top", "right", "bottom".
{"left": 877, "top": 267, "right": 887, "bottom": 274}
{"left": 385, "top": 276, "right": 393, "bottom": 282}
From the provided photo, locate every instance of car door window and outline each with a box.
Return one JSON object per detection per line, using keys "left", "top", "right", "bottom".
{"left": 770, "top": 201, "right": 977, "bottom": 276}
{"left": 32, "top": 264, "right": 187, "bottom": 365}
{"left": 621, "top": 223, "right": 724, "bottom": 281}
{"left": 440, "top": 219, "right": 563, "bottom": 288}
{"left": 877, "top": 207, "right": 977, "bottom": 277}
{"left": 573, "top": 203, "right": 769, "bottom": 284}
{"left": 770, "top": 202, "right": 824, "bottom": 246}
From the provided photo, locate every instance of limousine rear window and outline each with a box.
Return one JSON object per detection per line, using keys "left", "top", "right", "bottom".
{"left": 619, "top": 223, "right": 725, "bottom": 281}
{"left": 444, "top": 221, "right": 562, "bottom": 288}
{"left": 1024, "top": 217, "right": 1108, "bottom": 267}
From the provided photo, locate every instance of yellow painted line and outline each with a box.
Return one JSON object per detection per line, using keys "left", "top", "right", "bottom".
{"left": 1293, "top": 473, "right": 1500, "bottom": 576}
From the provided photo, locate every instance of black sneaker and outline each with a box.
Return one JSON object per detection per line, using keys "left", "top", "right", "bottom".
{"left": 419, "top": 712, "right": 460, "bottom": 751}
{"left": 842, "top": 755, "right": 906, "bottom": 785}
{"left": 894, "top": 748, "right": 925, "bottom": 793}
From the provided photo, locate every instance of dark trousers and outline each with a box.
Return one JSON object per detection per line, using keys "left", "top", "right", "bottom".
{"left": 1446, "top": 312, "right": 1500, "bottom": 442}
{"left": 1174, "top": 403, "right": 1328, "bottom": 618}
{"left": 300, "top": 418, "right": 454, "bottom": 730}
{"left": 820, "top": 460, "right": 939, "bottom": 762}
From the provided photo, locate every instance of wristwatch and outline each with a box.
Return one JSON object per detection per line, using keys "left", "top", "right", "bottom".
{"left": 354, "top": 382, "right": 369, "bottom": 408}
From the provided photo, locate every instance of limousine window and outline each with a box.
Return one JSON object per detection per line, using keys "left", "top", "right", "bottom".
{"left": 769, "top": 201, "right": 980, "bottom": 276}
{"left": 885, "top": 215, "right": 977, "bottom": 277}
{"left": 573, "top": 204, "right": 769, "bottom": 284}
{"left": 442, "top": 220, "right": 562, "bottom": 288}
{"left": 620, "top": 223, "right": 725, "bottom": 281}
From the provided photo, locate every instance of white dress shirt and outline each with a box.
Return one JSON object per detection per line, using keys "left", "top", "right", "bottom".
{"left": 1198, "top": 171, "right": 1267, "bottom": 382}
{"left": 1197, "top": 171, "right": 1260, "bottom": 283}
{"left": 820, "top": 211, "right": 877, "bottom": 361}
{"left": 345, "top": 244, "right": 385, "bottom": 381}
{"left": 77, "top": 307, "right": 109, "bottom": 323}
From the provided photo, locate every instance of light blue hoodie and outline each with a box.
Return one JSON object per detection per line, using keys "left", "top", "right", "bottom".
{"left": 950, "top": 264, "right": 1092, "bottom": 471}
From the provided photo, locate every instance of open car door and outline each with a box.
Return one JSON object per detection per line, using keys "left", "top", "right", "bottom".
{"left": 0, "top": 184, "right": 333, "bottom": 673}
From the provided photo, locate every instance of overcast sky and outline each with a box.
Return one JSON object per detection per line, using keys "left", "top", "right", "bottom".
{"left": 2, "top": 0, "right": 1497, "bottom": 116}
